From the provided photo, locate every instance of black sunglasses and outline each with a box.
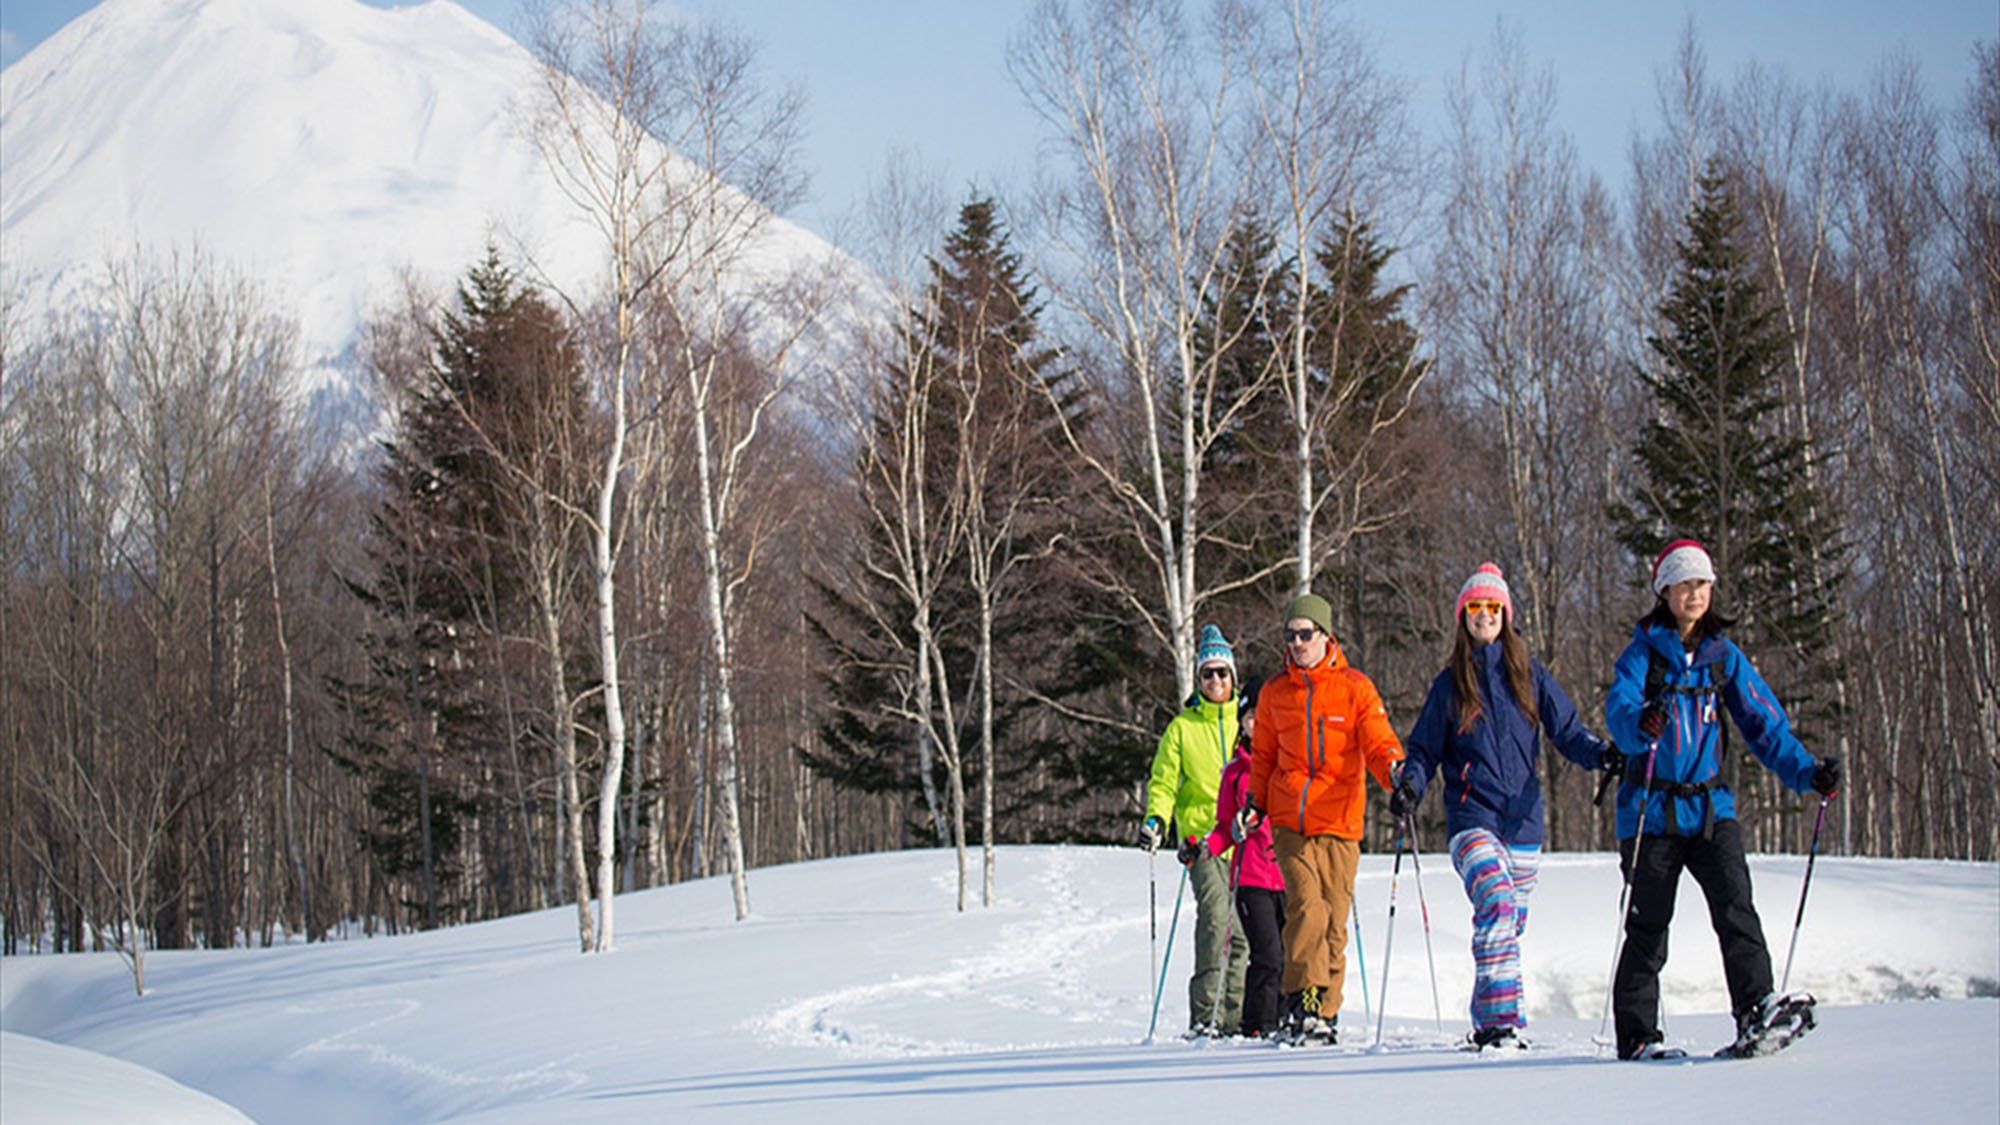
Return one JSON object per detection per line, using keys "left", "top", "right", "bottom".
{"left": 1285, "top": 627, "right": 1320, "bottom": 644}
{"left": 1200, "top": 666, "right": 1233, "bottom": 680}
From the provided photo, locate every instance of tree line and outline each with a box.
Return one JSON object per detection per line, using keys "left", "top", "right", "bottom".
{"left": 2, "top": 1, "right": 1993, "bottom": 983}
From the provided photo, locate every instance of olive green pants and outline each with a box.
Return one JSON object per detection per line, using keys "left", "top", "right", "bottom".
{"left": 1188, "top": 851, "right": 1249, "bottom": 1032}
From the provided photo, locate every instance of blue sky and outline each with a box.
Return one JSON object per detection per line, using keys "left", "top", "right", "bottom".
{"left": 3, "top": 0, "right": 1993, "bottom": 240}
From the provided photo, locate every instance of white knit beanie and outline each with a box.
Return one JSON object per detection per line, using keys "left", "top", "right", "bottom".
{"left": 1651, "top": 539, "right": 1717, "bottom": 596}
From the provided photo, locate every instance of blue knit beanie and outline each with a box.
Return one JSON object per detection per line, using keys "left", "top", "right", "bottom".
{"left": 1195, "top": 624, "right": 1236, "bottom": 676}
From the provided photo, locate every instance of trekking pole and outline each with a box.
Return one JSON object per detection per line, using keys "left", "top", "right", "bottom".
{"left": 1370, "top": 824, "right": 1408, "bottom": 1051}
{"left": 1402, "top": 811, "right": 1445, "bottom": 1035}
{"left": 1350, "top": 895, "right": 1372, "bottom": 1033}
{"left": 1594, "top": 741, "right": 1658, "bottom": 1050}
{"left": 1146, "top": 860, "right": 1191, "bottom": 1043}
{"left": 1778, "top": 795, "right": 1830, "bottom": 994}
{"left": 1148, "top": 841, "right": 1159, "bottom": 1015}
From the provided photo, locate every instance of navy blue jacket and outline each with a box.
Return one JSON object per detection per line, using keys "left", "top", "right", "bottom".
{"left": 1604, "top": 621, "right": 1819, "bottom": 840}
{"left": 1402, "top": 642, "right": 1608, "bottom": 846}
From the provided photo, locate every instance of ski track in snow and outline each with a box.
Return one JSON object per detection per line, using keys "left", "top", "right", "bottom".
{"left": 746, "top": 850, "right": 1132, "bottom": 1057}
{"left": 288, "top": 995, "right": 589, "bottom": 1100}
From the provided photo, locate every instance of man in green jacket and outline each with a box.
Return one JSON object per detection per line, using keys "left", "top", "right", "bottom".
{"left": 1142, "top": 623, "right": 1250, "bottom": 1036}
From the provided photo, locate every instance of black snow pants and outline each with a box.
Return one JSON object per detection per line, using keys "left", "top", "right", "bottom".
{"left": 1613, "top": 816, "right": 1774, "bottom": 1057}
{"left": 1235, "top": 886, "right": 1287, "bottom": 1036}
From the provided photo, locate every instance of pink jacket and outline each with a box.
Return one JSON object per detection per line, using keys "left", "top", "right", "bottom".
{"left": 1204, "top": 745, "right": 1283, "bottom": 892}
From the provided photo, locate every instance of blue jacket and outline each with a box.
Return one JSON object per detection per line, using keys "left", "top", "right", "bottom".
{"left": 1604, "top": 620, "right": 1819, "bottom": 840}
{"left": 1402, "top": 642, "right": 1608, "bottom": 846}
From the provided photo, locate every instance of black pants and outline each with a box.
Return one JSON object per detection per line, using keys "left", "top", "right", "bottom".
{"left": 1235, "top": 886, "right": 1287, "bottom": 1035}
{"left": 1613, "top": 817, "right": 1773, "bottom": 1056}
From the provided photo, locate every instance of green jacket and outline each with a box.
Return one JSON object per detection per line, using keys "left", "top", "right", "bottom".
{"left": 1145, "top": 694, "right": 1239, "bottom": 842}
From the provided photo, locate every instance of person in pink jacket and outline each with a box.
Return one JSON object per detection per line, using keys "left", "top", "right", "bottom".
{"left": 1200, "top": 676, "right": 1285, "bottom": 1037}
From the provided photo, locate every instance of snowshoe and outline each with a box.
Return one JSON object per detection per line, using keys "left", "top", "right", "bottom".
{"left": 1462, "top": 1026, "right": 1530, "bottom": 1052}
{"left": 1277, "top": 988, "right": 1336, "bottom": 1046}
{"left": 1277, "top": 1016, "right": 1337, "bottom": 1046}
{"left": 1714, "top": 991, "right": 1816, "bottom": 1059}
{"left": 1621, "top": 1039, "right": 1688, "bottom": 1061}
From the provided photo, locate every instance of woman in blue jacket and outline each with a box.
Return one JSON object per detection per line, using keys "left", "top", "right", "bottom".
{"left": 1392, "top": 563, "right": 1617, "bottom": 1049}
{"left": 1603, "top": 540, "right": 1841, "bottom": 1060}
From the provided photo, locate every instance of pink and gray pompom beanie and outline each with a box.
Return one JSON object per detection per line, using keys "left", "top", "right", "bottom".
{"left": 1651, "top": 539, "right": 1717, "bottom": 596}
{"left": 1455, "top": 562, "right": 1512, "bottom": 619}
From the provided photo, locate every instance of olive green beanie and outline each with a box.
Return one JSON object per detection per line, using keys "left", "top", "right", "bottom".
{"left": 1283, "top": 593, "right": 1333, "bottom": 635}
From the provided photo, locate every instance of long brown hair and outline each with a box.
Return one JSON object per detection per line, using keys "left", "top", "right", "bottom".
{"left": 1450, "top": 612, "right": 1538, "bottom": 734}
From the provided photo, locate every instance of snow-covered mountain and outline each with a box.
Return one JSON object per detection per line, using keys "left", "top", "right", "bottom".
{"left": 0, "top": 0, "right": 856, "bottom": 429}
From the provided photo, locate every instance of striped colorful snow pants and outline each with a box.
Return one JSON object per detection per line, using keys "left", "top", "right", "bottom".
{"left": 1449, "top": 828, "right": 1541, "bottom": 1032}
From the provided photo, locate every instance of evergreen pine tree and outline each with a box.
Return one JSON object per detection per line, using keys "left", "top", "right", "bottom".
{"left": 1172, "top": 209, "right": 1431, "bottom": 697}
{"left": 805, "top": 197, "right": 1121, "bottom": 842}
{"left": 333, "top": 247, "right": 593, "bottom": 925}
{"left": 1612, "top": 162, "right": 1844, "bottom": 748}
{"left": 1189, "top": 215, "right": 1295, "bottom": 636}
{"left": 1305, "top": 213, "right": 1433, "bottom": 678}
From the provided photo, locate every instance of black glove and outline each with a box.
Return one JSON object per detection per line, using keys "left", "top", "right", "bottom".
{"left": 1810, "top": 756, "right": 1842, "bottom": 797}
{"left": 1592, "top": 750, "right": 1623, "bottom": 807}
{"left": 1388, "top": 779, "right": 1418, "bottom": 818}
{"left": 1637, "top": 699, "right": 1669, "bottom": 740}
{"left": 1177, "top": 836, "right": 1204, "bottom": 865}
{"left": 1231, "top": 804, "right": 1260, "bottom": 842}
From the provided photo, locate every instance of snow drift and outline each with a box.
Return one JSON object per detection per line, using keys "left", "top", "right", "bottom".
{"left": 1, "top": 845, "right": 1994, "bottom": 1122}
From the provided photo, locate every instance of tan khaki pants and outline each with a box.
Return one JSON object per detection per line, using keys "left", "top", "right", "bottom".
{"left": 1273, "top": 826, "right": 1359, "bottom": 1012}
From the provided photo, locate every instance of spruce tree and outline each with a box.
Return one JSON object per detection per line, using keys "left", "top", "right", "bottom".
{"left": 333, "top": 248, "right": 592, "bottom": 925}
{"left": 806, "top": 197, "right": 1120, "bottom": 842}
{"left": 1189, "top": 215, "right": 1295, "bottom": 637}
{"left": 1303, "top": 214, "right": 1431, "bottom": 676}
{"left": 1613, "top": 162, "right": 1844, "bottom": 747}
{"left": 1175, "top": 210, "right": 1431, "bottom": 688}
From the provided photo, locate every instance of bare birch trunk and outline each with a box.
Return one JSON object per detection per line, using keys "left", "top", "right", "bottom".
{"left": 913, "top": 640, "right": 945, "bottom": 846}
{"left": 923, "top": 631, "right": 970, "bottom": 912}
{"left": 534, "top": 556, "right": 593, "bottom": 951}
{"left": 979, "top": 593, "right": 996, "bottom": 907}
{"left": 261, "top": 477, "right": 311, "bottom": 939}
{"left": 589, "top": 338, "right": 629, "bottom": 949}
{"left": 692, "top": 391, "right": 752, "bottom": 919}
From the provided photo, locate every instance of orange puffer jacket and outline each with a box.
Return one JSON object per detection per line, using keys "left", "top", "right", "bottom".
{"left": 1248, "top": 635, "right": 1403, "bottom": 840}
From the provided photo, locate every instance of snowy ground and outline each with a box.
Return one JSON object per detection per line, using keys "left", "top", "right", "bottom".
{"left": 2, "top": 845, "right": 1995, "bottom": 1123}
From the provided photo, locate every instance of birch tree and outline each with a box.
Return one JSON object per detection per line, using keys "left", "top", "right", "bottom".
{"left": 1011, "top": 0, "right": 1280, "bottom": 700}
{"left": 529, "top": 0, "right": 828, "bottom": 926}
{"left": 1431, "top": 23, "right": 1614, "bottom": 665}
{"left": 1942, "top": 46, "right": 2000, "bottom": 854}
{"left": 932, "top": 200, "right": 1072, "bottom": 906}
{"left": 846, "top": 171, "right": 973, "bottom": 877}
{"left": 1231, "top": 0, "right": 1423, "bottom": 596}
{"left": 1838, "top": 57, "right": 1997, "bottom": 858}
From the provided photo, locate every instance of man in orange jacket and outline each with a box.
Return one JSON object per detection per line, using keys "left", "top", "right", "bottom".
{"left": 1245, "top": 593, "right": 1403, "bottom": 1043}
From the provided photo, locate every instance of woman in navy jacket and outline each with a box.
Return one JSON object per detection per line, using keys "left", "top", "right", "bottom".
{"left": 1392, "top": 563, "right": 1615, "bottom": 1049}
{"left": 1603, "top": 540, "right": 1840, "bottom": 1060}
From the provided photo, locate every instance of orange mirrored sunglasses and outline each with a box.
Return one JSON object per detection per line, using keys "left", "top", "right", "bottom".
{"left": 1462, "top": 600, "right": 1506, "bottom": 616}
